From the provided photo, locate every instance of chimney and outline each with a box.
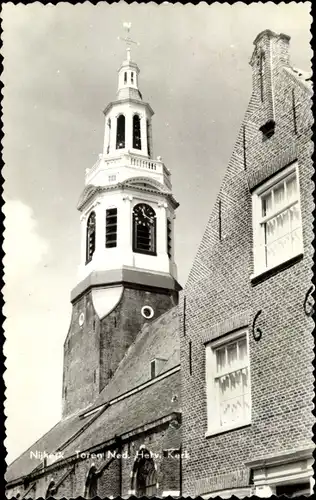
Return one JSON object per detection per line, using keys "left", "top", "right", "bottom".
{"left": 249, "top": 30, "right": 291, "bottom": 123}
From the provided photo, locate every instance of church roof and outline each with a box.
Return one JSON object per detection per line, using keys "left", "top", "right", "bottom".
{"left": 5, "top": 411, "right": 97, "bottom": 483}
{"left": 59, "top": 370, "right": 180, "bottom": 460}
{"left": 83, "top": 305, "right": 179, "bottom": 413}
{"left": 6, "top": 306, "right": 180, "bottom": 485}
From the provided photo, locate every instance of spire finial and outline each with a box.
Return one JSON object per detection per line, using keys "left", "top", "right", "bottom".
{"left": 118, "top": 22, "right": 139, "bottom": 62}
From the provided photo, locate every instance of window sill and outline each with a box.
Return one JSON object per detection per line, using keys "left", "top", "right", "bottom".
{"left": 133, "top": 249, "right": 157, "bottom": 256}
{"left": 205, "top": 420, "right": 251, "bottom": 438}
{"left": 251, "top": 252, "right": 304, "bottom": 285}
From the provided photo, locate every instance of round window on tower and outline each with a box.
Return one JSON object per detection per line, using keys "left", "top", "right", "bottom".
{"left": 78, "top": 312, "right": 85, "bottom": 327}
{"left": 141, "top": 306, "right": 154, "bottom": 319}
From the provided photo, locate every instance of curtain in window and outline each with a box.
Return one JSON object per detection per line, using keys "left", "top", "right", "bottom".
{"left": 215, "top": 338, "right": 250, "bottom": 427}
{"left": 262, "top": 174, "right": 301, "bottom": 268}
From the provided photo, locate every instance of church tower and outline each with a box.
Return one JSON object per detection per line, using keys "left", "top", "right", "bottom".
{"left": 62, "top": 26, "right": 181, "bottom": 418}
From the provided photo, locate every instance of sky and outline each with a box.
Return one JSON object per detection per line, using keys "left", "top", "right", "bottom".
{"left": 2, "top": 1, "right": 312, "bottom": 465}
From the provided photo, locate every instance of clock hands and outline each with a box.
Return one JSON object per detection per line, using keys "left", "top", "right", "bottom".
{"left": 135, "top": 205, "right": 155, "bottom": 226}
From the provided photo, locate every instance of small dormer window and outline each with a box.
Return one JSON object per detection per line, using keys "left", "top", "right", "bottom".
{"left": 131, "top": 72, "right": 134, "bottom": 84}
{"left": 124, "top": 72, "right": 127, "bottom": 84}
{"left": 259, "top": 119, "right": 275, "bottom": 140}
{"left": 150, "top": 358, "right": 167, "bottom": 379}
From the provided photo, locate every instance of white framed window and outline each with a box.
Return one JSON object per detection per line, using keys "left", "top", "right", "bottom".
{"left": 252, "top": 162, "right": 303, "bottom": 276}
{"left": 205, "top": 330, "right": 251, "bottom": 436}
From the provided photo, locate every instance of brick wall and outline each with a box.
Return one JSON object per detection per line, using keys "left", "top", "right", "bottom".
{"left": 180, "top": 30, "right": 313, "bottom": 496}
{"left": 62, "top": 285, "right": 177, "bottom": 417}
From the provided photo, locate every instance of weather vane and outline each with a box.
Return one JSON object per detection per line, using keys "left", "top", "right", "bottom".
{"left": 118, "top": 22, "right": 140, "bottom": 61}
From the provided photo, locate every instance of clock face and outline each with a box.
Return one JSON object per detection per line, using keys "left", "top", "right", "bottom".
{"left": 133, "top": 204, "right": 156, "bottom": 227}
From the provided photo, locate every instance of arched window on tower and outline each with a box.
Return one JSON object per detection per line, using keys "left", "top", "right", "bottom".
{"left": 133, "top": 114, "right": 142, "bottom": 150}
{"left": 86, "top": 211, "right": 96, "bottom": 264}
{"left": 146, "top": 119, "right": 151, "bottom": 157}
{"left": 116, "top": 114, "right": 125, "bottom": 149}
{"left": 84, "top": 466, "right": 98, "bottom": 499}
{"left": 124, "top": 72, "right": 127, "bottom": 84}
{"left": 106, "top": 118, "right": 111, "bottom": 154}
{"left": 133, "top": 203, "right": 156, "bottom": 255}
{"left": 131, "top": 72, "right": 134, "bottom": 84}
{"left": 132, "top": 449, "right": 157, "bottom": 497}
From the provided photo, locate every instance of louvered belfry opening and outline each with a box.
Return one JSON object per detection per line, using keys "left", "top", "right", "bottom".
{"left": 146, "top": 118, "right": 151, "bottom": 157}
{"left": 167, "top": 218, "right": 172, "bottom": 258}
{"left": 133, "top": 114, "right": 142, "bottom": 150}
{"left": 86, "top": 211, "right": 96, "bottom": 263}
{"left": 116, "top": 114, "right": 125, "bottom": 149}
{"left": 105, "top": 208, "right": 117, "bottom": 248}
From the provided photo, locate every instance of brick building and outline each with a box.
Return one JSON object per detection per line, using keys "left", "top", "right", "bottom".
{"left": 5, "top": 29, "right": 313, "bottom": 500}
{"left": 180, "top": 30, "right": 314, "bottom": 497}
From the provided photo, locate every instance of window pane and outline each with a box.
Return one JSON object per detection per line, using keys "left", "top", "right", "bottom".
{"left": 230, "top": 370, "right": 243, "bottom": 398}
{"left": 243, "top": 391, "right": 251, "bottom": 420}
{"left": 274, "top": 182, "right": 285, "bottom": 209}
{"left": 265, "top": 218, "right": 276, "bottom": 243}
{"left": 289, "top": 203, "right": 300, "bottom": 229}
{"left": 291, "top": 226, "right": 302, "bottom": 254}
{"left": 218, "top": 374, "right": 230, "bottom": 400}
{"left": 264, "top": 207, "right": 294, "bottom": 267}
{"left": 238, "top": 339, "right": 247, "bottom": 362}
{"left": 227, "top": 342, "right": 238, "bottom": 369}
{"left": 216, "top": 347, "right": 226, "bottom": 372}
{"left": 286, "top": 174, "right": 297, "bottom": 202}
{"left": 220, "top": 396, "right": 243, "bottom": 426}
{"left": 262, "top": 192, "right": 272, "bottom": 217}
{"left": 242, "top": 367, "right": 249, "bottom": 393}
{"left": 276, "top": 210, "right": 290, "bottom": 237}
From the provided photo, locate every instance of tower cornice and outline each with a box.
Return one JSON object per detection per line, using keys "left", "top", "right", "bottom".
{"left": 77, "top": 181, "right": 179, "bottom": 212}
{"left": 103, "top": 99, "right": 154, "bottom": 117}
{"left": 70, "top": 267, "right": 182, "bottom": 304}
